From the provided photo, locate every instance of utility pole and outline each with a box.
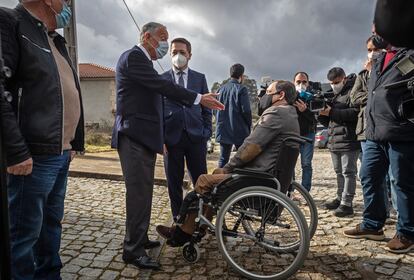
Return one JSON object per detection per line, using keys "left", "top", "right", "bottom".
{"left": 64, "top": 0, "right": 78, "bottom": 73}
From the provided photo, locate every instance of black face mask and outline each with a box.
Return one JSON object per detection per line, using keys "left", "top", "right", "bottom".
{"left": 372, "top": 35, "right": 389, "bottom": 49}
{"left": 258, "top": 94, "right": 273, "bottom": 116}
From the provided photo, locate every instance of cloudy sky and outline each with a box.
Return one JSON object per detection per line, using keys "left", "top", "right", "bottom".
{"left": 3, "top": 0, "right": 376, "bottom": 88}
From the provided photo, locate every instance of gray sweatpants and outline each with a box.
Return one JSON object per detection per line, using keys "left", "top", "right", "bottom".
{"left": 330, "top": 150, "right": 360, "bottom": 207}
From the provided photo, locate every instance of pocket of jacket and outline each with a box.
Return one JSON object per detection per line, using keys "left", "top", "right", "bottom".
{"left": 134, "top": 113, "right": 159, "bottom": 123}
{"left": 21, "top": 35, "right": 51, "bottom": 53}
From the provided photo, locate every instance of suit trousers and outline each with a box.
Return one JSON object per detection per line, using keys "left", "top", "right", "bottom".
{"left": 117, "top": 133, "right": 156, "bottom": 259}
{"left": 164, "top": 132, "right": 207, "bottom": 218}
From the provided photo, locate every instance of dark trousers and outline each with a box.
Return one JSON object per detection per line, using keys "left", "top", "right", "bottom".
{"left": 164, "top": 133, "right": 207, "bottom": 218}
{"left": 118, "top": 134, "right": 156, "bottom": 259}
{"left": 218, "top": 143, "right": 241, "bottom": 168}
{"left": 360, "top": 140, "right": 414, "bottom": 239}
{"left": 8, "top": 151, "right": 70, "bottom": 280}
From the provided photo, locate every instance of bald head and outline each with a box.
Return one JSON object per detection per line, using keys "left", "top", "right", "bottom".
{"left": 266, "top": 81, "right": 297, "bottom": 105}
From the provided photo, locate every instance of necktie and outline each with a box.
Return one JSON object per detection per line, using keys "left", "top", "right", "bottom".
{"left": 178, "top": 71, "right": 185, "bottom": 88}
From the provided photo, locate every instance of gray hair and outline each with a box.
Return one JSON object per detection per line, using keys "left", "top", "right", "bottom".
{"left": 140, "top": 22, "right": 165, "bottom": 43}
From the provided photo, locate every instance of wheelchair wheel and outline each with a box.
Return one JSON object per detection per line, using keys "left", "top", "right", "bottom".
{"left": 288, "top": 181, "right": 318, "bottom": 240}
{"left": 182, "top": 242, "right": 200, "bottom": 263}
{"left": 216, "top": 186, "right": 309, "bottom": 280}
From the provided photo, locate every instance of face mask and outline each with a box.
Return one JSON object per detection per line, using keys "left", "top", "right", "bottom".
{"left": 372, "top": 35, "right": 389, "bottom": 49}
{"left": 155, "top": 40, "right": 169, "bottom": 59}
{"left": 172, "top": 53, "right": 187, "bottom": 69}
{"left": 331, "top": 81, "right": 344, "bottom": 94}
{"left": 368, "top": 51, "right": 381, "bottom": 60}
{"left": 55, "top": 2, "right": 72, "bottom": 29}
{"left": 295, "top": 84, "right": 307, "bottom": 92}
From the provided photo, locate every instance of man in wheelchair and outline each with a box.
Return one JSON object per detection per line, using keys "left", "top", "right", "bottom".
{"left": 156, "top": 80, "right": 300, "bottom": 247}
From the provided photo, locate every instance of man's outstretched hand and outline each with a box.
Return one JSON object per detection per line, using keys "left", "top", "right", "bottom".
{"left": 200, "top": 93, "right": 225, "bottom": 110}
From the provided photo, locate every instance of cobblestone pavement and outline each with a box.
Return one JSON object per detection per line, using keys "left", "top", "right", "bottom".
{"left": 61, "top": 150, "right": 414, "bottom": 280}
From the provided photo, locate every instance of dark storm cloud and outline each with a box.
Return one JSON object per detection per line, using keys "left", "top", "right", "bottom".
{"left": 2, "top": 0, "right": 376, "bottom": 87}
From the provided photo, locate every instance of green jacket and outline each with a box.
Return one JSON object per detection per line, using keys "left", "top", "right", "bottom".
{"left": 350, "top": 70, "right": 370, "bottom": 141}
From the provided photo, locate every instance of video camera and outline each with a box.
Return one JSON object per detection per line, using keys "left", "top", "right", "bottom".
{"left": 257, "top": 76, "right": 272, "bottom": 98}
{"left": 297, "top": 81, "right": 335, "bottom": 112}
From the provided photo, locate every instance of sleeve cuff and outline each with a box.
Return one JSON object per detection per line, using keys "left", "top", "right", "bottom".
{"left": 194, "top": 94, "right": 202, "bottom": 105}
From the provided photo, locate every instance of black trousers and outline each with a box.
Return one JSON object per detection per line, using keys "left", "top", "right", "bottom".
{"left": 164, "top": 133, "right": 207, "bottom": 218}
{"left": 118, "top": 134, "right": 156, "bottom": 258}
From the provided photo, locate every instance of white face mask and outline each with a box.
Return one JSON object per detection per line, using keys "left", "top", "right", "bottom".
{"left": 172, "top": 53, "right": 188, "bottom": 69}
{"left": 368, "top": 51, "right": 381, "bottom": 60}
{"left": 295, "top": 84, "right": 307, "bottom": 92}
{"left": 331, "top": 81, "right": 344, "bottom": 94}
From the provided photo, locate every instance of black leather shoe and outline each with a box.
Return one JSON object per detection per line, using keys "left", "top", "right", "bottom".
{"left": 144, "top": 240, "right": 161, "bottom": 249}
{"left": 123, "top": 255, "right": 161, "bottom": 270}
{"left": 325, "top": 198, "right": 341, "bottom": 210}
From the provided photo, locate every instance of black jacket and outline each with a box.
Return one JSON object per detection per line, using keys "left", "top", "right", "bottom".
{"left": 298, "top": 108, "right": 316, "bottom": 136}
{"left": 0, "top": 5, "right": 84, "bottom": 166}
{"left": 365, "top": 48, "right": 414, "bottom": 141}
{"left": 318, "top": 75, "right": 360, "bottom": 151}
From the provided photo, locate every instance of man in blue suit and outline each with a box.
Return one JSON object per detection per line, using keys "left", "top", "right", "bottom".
{"left": 111, "top": 22, "right": 223, "bottom": 270}
{"left": 161, "top": 38, "right": 212, "bottom": 220}
{"left": 215, "top": 64, "right": 252, "bottom": 167}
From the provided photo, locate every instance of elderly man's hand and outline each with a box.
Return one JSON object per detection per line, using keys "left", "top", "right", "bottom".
{"left": 7, "top": 158, "right": 33, "bottom": 176}
{"left": 213, "top": 168, "right": 231, "bottom": 175}
{"left": 200, "top": 93, "right": 225, "bottom": 111}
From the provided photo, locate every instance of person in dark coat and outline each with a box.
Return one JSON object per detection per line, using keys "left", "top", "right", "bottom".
{"left": 111, "top": 22, "right": 223, "bottom": 269}
{"left": 215, "top": 63, "right": 252, "bottom": 167}
{"left": 161, "top": 37, "right": 212, "bottom": 220}
{"left": 318, "top": 67, "right": 359, "bottom": 217}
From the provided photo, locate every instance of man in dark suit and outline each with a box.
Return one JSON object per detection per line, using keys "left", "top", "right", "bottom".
{"left": 161, "top": 38, "right": 212, "bottom": 220}
{"left": 215, "top": 64, "right": 252, "bottom": 167}
{"left": 111, "top": 22, "right": 224, "bottom": 269}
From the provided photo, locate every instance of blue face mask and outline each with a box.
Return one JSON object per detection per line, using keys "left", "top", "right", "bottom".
{"left": 155, "top": 40, "right": 169, "bottom": 59}
{"left": 55, "top": 3, "right": 72, "bottom": 29}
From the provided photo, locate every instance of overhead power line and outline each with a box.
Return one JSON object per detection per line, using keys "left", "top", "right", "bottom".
{"left": 121, "top": 0, "right": 164, "bottom": 72}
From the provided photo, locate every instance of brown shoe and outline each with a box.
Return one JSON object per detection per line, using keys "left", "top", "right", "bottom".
{"left": 386, "top": 234, "right": 414, "bottom": 254}
{"left": 156, "top": 225, "right": 175, "bottom": 239}
{"left": 343, "top": 224, "right": 385, "bottom": 241}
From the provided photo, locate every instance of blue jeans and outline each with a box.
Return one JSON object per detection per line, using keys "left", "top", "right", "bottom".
{"left": 218, "top": 143, "right": 241, "bottom": 168}
{"left": 360, "top": 140, "right": 414, "bottom": 239}
{"left": 360, "top": 141, "right": 396, "bottom": 216}
{"left": 299, "top": 132, "right": 315, "bottom": 191}
{"left": 8, "top": 151, "right": 70, "bottom": 280}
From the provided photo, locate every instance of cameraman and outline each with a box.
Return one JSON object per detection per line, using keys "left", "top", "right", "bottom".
{"left": 318, "top": 67, "right": 359, "bottom": 217}
{"left": 344, "top": 36, "right": 414, "bottom": 253}
{"left": 292, "top": 72, "right": 317, "bottom": 192}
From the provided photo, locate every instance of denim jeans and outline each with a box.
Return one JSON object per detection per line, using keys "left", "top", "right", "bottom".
{"left": 218, "top": 143, "right": 241, "bottom": 168}
{"left": 360, "top": 141, "right": 396, "bottom": 216}
{"left": 8, "top": 151, "right": 70, "bottom": 280}
{"left": 330, "top": 150, "right": 359, "bottom": 207}
{"left": 299, "top": 132, "right": 315, "bottom": 191}
{"left": 360, "top": 140, "right": 414, "bottom": 239}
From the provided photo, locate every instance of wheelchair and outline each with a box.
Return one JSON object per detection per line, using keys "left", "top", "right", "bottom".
{"left": 178, "top": 136, "right": 318, "bottom": 280}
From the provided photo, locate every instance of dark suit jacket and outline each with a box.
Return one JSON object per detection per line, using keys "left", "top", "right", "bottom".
{"left": 215, "top": 79, "right": 252, "bottom": 146}
{"left": 111, "top": 46, "right": 197, "bottom": 153}
{"left": 162, "top": 69, "right": 212, "bottom": 146}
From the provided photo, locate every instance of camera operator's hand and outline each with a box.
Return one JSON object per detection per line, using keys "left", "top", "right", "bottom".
{"left": 294, "top": 99, "right": 307, "bottom": 112}
{"left": 7, "top": 158, "right": 33, "bottom": 176}
{"left": 319, "top": 105, "right": 331, "bottom": 116}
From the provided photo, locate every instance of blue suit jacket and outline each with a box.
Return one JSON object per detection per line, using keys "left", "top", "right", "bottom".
{"left": 215, "top": 79, "right": 252, "bottom": 146}
{"left": 111, "top": 46, "right": 197, "bottom": 153}
{"left": 162, "top": 69, "right": 212, "bottom": 146}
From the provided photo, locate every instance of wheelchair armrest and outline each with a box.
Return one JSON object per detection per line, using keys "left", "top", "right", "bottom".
{"left": 232, "top": 168, "right": 274, "bottom": 179}
{"left": 283, "top": 136, "right": 312, "bottom": 145}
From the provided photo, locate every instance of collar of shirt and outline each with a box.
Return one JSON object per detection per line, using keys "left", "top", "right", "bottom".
{"left": 173, "top": 67, "right": 189, "bottom": 76}
{"left": 137, "top": 44, "right": 151, "bottom": 61}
